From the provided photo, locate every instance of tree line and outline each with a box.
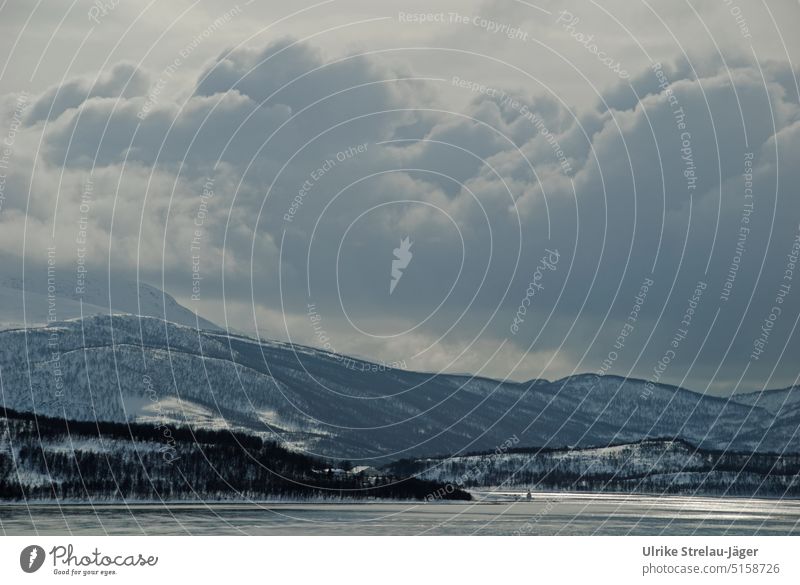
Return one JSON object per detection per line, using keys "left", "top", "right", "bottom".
{"left": 0, "top": 407, "right": 470, "bottom": 502}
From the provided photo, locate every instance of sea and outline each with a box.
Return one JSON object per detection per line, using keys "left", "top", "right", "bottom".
{"left": 2, "top": 491, "right": 799, "bottom": 535}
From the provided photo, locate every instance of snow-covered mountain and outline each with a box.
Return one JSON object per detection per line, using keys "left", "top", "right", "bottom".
{"left": 1, "top": 314, "right": 799, "bottom": 462}
{"left": 0, "top": 271, "right": 219, "bottom": 331}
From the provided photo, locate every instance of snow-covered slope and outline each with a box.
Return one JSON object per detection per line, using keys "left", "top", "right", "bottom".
{"left": 0, "top": 273, "right": 219, "bottom": 331}
{"left": 1, "top": 314, "right": 799, "bottom": 461}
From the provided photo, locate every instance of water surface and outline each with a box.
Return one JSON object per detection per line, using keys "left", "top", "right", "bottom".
{"left": 2, "top": 492, "right": 798, "bottom": 535}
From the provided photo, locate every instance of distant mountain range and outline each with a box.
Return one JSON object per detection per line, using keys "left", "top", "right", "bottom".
{"left": 1, "top": 311, "right": 798, "bottom": 462}
{"left": 1, "top": 278, "right": 798, "bottom": 501}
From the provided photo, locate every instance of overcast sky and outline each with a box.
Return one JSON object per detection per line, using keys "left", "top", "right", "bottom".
{"left": 1, "top": 0, "right": 799, "bottom": 394}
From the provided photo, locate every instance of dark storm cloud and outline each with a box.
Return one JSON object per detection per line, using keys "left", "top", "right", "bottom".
{"left": 1, "top": 21, "right": 798, "bottom": 390}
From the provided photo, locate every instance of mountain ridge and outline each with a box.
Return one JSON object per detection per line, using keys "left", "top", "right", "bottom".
{"left": 1, "top": 314, "right": 798, "bottom": 461}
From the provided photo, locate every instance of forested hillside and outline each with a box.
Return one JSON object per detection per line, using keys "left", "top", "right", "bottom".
{"left": 386, "top": 439, "right": 800, "bottom": 498}
{"left": 0, "top": 408, "right": 470, "bottom": 502}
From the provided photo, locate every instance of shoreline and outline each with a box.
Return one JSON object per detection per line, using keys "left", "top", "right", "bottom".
{"left": 3, "top": 489, "right": 800, "bottom": 507}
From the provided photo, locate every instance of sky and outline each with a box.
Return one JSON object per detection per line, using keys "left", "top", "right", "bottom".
{"left": 0, "top": 0, "right": 799, "bottom": 394}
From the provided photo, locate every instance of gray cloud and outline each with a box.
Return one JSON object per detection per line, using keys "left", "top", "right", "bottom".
{"left": 26, "top": 62, "right": 149, "bottom": 125}
{"left": 1, "top": 1, "right": 798, "bottom": 393}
